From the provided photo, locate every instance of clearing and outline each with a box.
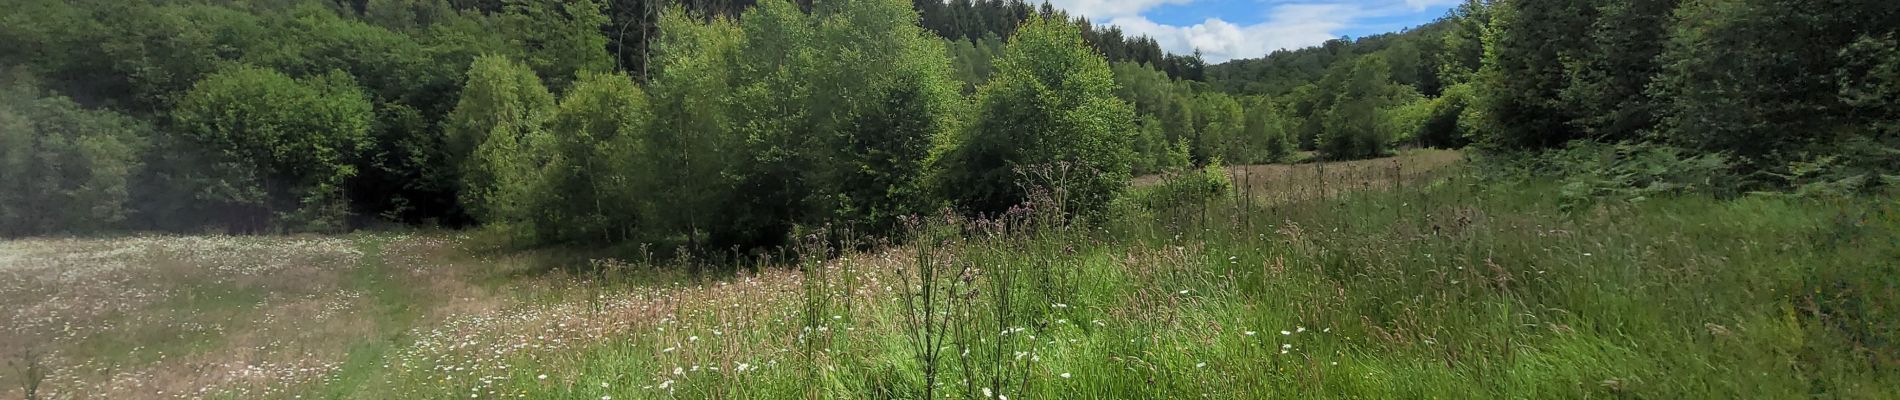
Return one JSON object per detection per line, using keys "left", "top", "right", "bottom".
{"left": 4, "top": 151, "right": 1896, "bottom": 399}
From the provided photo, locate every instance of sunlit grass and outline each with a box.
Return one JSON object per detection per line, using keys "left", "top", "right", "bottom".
{"left": 4, "top": 153, "right": 1895, "bottom": 398}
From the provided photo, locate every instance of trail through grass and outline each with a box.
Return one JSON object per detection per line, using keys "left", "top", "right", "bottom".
{"left": 4, "top": 153, "right": 1896, "bottom": 398}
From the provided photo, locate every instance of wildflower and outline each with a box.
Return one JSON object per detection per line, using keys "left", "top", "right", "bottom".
{"left": 1296, "top": 326, "right": 1307, "bottom": 333}
{"left": 1195, "top": 362, "right": 1206, "bottom": 368}
{"left": 659, "top": 380, "right": 674, "bottom": 389}
{"left": 537, "top": 374, "right": 547, "bottom": 380}
{"left": 602, "top": 396, "right": 611, "bottom": 400}
{"left": 1244, "top": 331, "right": 1257, "bottom": 336}
{"left": 983, "top": 387, "right": 994, "bottom": 398}
{"left": 673, "top": 367, "right": 684, "bottom": 375}
{"left": 688, "top": 336, "right": 699, "bottom": 342}
{"left": 1060, "top": 372, "right": 1072, "bottom": 379}
{"left": 1281, "top": 344, "right": 1291, "bottom": 349}
{"left": 1179, "top": 289, "right": 1190, "bottom": 295}
{"left": 601, "top": 382, "right": 610, "bottom": 388}
{"left": 1281, "top": 330, "right": 1291, "bottom": 336}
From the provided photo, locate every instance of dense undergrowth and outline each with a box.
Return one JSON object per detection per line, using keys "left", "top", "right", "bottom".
{"left": 354, "top": 160, "right": 1899, "bottom": 399}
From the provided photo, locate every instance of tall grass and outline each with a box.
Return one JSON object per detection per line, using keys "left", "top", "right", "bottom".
{"left": 8, "top": 151, "right": 1894, "bottom": 398}
{"left": 355, "top": 151, "right": 1896, "bottom": 399}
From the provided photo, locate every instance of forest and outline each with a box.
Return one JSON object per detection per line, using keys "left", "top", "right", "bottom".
{"left": 2, "top": 0, "right": 1898, "bottom": 398}
{"left": 8, "top": 0, "right": 1891, "bottom": 245}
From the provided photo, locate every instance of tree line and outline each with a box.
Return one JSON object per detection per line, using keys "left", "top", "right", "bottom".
{"left": 1466, "top": 0, "right": 1897, "bottom": 191}
{"left": 3, "top": 0, "right": 1894, "bottom": 246}
{"left": 0, "top": 0, "right": 1135, "bottom": 251}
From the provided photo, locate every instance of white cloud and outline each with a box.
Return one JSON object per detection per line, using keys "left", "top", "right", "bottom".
{"left": 1049, "top": 0, "right": 1197, "bottom": 18}
{"left": 1403, "top": 0, "right": 1461, "bottom": 12}
{"left": 1047, "top": 0, "right": 1458, "bottom": 63}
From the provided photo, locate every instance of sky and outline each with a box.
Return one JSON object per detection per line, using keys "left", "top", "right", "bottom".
{"left": 1045, "top": 0, "right": 1463, "bottom": 64}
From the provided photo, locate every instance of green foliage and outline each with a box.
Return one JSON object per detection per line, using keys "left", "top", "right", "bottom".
{"left": 172, "top": 65, "right": 373, "bottom": 232}
{"left": 1240, "top": 97, "right": 1294, "bottom": 163}
{"left": 1478, "top": 141, "right": 1734, "bottom": 210}
{"left": 1436, "top": 0, "right": 1491, "bottom": 86}
{"left": 647, "top": 0, "right": 961, "bottom": 249}
{"left": 813, "top": 0, "right": 962, "bottom": 237}
{"left": 645, "top": 9, "right": 744, "bottom": 247}
{"left": 444, "top": 55, "right": 555, "bottom": 227}
{"left": 1655, "top": 0, "right": 1900, "bottom": 169}
{"left": 2, "top": 2, "right": 264, "bottom": 111}
{"left": 1424, "top": 82, "right": 1476, "bottom": 148}
{"left": 937, "top": 15, "right": 1137, "bottom": 219}
{"left": 1316, "top": 56, "right": 1419, "bottom": 160}
{"left": 0, "top": 77, "right": 146, "bottom": 237}
{"left": 1121, "top": 160, "right": 1232, "bottom": 211}
{"left": 1560, "top": 0, "right": 1675, "bottom": 142}
{"left": 1471, "top": 0, "right": 1595, "bottom": 150}
{"left": 536, "top": 71, "right": 654, "bottom": 244}
{"left": 1190, "top": 91, "right": 1245, "bottom": 164}
{"left": 499, "top": 0, "right": 615, "bottom": 91}
{"left": 1386, "top": 82, "right": 1474, "bottom": 149}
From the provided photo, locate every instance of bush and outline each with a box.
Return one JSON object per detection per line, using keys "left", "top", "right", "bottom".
{"left": 444, "top": 55, "right": 555, "bottom": 227}
{"left": 0, "top": 78, "right": 147, "bottom": 236}
{"left": 1123, "top": 161, "right": 1233, "bottom": 211}
{"left": 535, "top": 71, "right": 653, "bottom": 244}
{"left": 936, "top": 16, "right": 1137, "bottom": 220}
{"left": 1483, "top": 141, "right": 1735, "bottom": 210}
{"left": 171, "top": 65, "right": 372, "bottom": 232}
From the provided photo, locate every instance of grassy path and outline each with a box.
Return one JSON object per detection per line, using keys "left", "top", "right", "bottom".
{"left": 317, "top": 235, "right": 422, "bottom": 399}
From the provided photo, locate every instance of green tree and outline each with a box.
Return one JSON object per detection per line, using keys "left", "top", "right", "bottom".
{"left": 538, "top": 71, "right": 654, "bottom": 243}
{"left": 1560, "top": 0, "right": 1677, "bottom": 142}
{"left": 812, "top": 0, "right": 961, "bottom": 237}
{"left": 716, "top": 0, "right": 819, "bottom": 248}
{"left": 172, "top": 65, "right": 373, "bottom": 232}
{"left": 1472, "top": 0, "right": 1596, "bottom": 150}
{"left": 444, "top": 55, "right": 555, "bottom": 226}
{"left": 1438, "top": 0, "right": 1492, "bottom": 86}
{"left": 1653, "top": 0, "right": 1900, "bottom": 167}
{"left": 0, "top": 78, "right": 147, "bottom": 236}
{"left": 1318, "top": 55, "right": 1419, "bottom": 160}
{"left": 1241, "top": 96, "right": 1293, "bottom": 163}
{"left": 1191, "top": 91, "right": 1245, "bottom": 164}
{"left": 646, "top": 9, "right": 744, "bottom": 248}
{"left": 937, "top": 15, "right": 1136, "bottom": 219}
{"left": 500, "top": 0, "right": 615, "bottom": 91}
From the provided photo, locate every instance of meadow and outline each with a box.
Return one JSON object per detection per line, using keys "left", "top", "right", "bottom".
{"left": 4, "top": 151, "right": 1897, "bottom": 399}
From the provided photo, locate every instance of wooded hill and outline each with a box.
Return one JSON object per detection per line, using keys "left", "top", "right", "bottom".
{"left": 3, "top": 0, "right": 1896, "bottom": 250}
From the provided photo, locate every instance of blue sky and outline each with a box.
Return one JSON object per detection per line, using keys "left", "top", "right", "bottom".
{"left": 1046, "top": 0, "right": 1462, "bottom": 63}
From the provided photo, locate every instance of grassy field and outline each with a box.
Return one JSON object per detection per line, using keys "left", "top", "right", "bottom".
{"left": 4, "top": 151, "right": 1897, "bottom": 399}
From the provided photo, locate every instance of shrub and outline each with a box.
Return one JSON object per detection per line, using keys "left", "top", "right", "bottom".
{"left": 936, "top": 16, "right": 1136, "bottom": 220}
{"left": 444, "top": 55, "right": 555, "bottom": 227}
{"left": 1524, "top": 141, "right": 1735, "bottom": 209}
{"left": 1124, "top": 161, "right": 1233, "bottom": 211}
{"left": 0, "top": 78, "right": 147, "bottom": 236}
{"left": 171, "top": 65, "right": 372, "bottom": 232}
{"left": 535, "top": 71, "right": 653, "bottom": 244}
